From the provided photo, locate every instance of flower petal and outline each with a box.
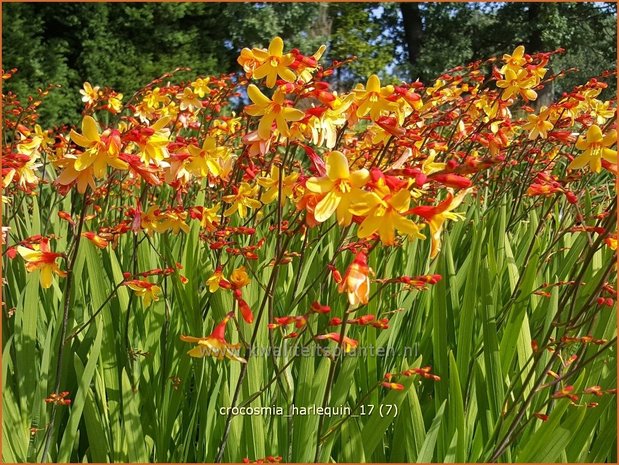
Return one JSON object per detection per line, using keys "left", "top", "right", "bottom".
{"left": 314, "top": 190, "right": 341, "bottom": 222}
{"left": 268, "top": 36, "right": 284, "bottom": 56}
{"left": 326, "top": 151, "right": 350, "bottom": 180}
{"left": 247, "top": 84, "right": 271, "bottom": 106}
{"left": 81, "top": 116, "right": 100, "bottom": 142}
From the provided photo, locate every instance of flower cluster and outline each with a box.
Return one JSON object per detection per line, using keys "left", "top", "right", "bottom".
{"left": 3, "top": 38, "right": 615, "bottom": 425}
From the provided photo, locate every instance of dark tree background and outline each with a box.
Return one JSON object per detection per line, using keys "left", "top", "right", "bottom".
{"left": 2, "top": 2, "right": 616, "bottom": 126}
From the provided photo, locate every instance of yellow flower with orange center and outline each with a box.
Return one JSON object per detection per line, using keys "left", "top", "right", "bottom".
{"left": 258, "top": 165, "right": 300, "bottom": 204}
{"left": 80, "top": 81, "right": 100, "bottom": 105}
{"left": 245, "top": 85, "right": 305, "bottom": 140}
{"left": 177, "top": 87, "right": 203, "bottom": 112}
{"left": 180, "top": 314, "right": 246, "bottom": 363}
{"left": 246, "top": 36, "right": 296, "bottom": 88}
{"left": 207, "top": 269, "right": 225, "bottom": 293}
{"left": 135, "top": 116, "right": 172, "bottom": 165}
{"left": 125, "top": 279, "right": 161, "bottom": 307}
{"left": 305, "top": 151, "right": 369, "bottom": 226}
{"left": 523, "top": 107, "right": 554, "bottom": 140}
{"left": 186, "top": 137, "right": 227, "bottom": 178}
{"left": 222, "top": 182, "right": 262, "bottom": 218}
{"left": 500, "top": 45, "right": 527, "bottom": 74}
{"left": 568, "top": 125, "right": 617, "bottom": 173}
{"left": 191, "top": 77, "right": 211, "bottom": 98}
{"left": 17, "top": 240, "right": 66, "bottom": 289}
{"left": 496, "top": 68, "right": 538, "bottom": 101}
{"left": 57, "top": 116, "right": 127, "bottom": 192}
{"left": 353, "top": 75, "right": 397, "bottom": 122}
{"left": 351, "top": 180, "right": 425, "bottom": 246}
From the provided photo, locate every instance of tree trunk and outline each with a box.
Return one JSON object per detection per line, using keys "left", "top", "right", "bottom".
{"left": 400, "top": 2, "right": 424, "bottom": 81}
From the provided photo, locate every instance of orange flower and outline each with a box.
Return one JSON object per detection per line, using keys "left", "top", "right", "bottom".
{"left": 382, "top": 382, "right": 405, "bottom": 391}
{"left": 314, "top": 332, "right": 359, "bottom": 352}
{"left": 180, "top": 313, "right": 246, "bottom": 363}
{"left": 230, "top": 266, "right": 251, "bottom": 289}
{"left": 44, "top": 391, "right": 72, "bottom": 406}
{"left": 17, "top": 239, "right": 66, "bottom": 288}
{"left": 81, "top": 232, "right": 108, "bottom": 249}
{"left": 410, "top": 189, "right": 471, "bottom": 258}
{"left": 338, "top": 252, "right": 372, "bottom": 307}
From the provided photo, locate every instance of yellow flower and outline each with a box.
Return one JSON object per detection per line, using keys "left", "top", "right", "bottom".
{"left": 207, "top": 269, "right": 225, "bottom": 293}
{"left": 351, "top": 180, "right": 425, "bottom": 246}
{"left": 125, "top": 279, "right": 161, "bottom": 307}
{"left": 421, "top": 150, "right": 446, "bottom": 175}
{"left": 191, "top": 77, "right": 211, "bottom": 98}
{"left": 305, "top": 151, "right": 369, "bottom": 226}
{"left": 496, "top": 68, "right": 538, "bottom": 101}
{"left": 311, "top": 94, "right": 353, "bottom": 149}
{"left": 140, "top": 206, "right": 189, "bottom": 235}
{"left": 107, "top": 93, "right": 123, "bottom": 113}
{"left": 199, "top": 204, "right": 221, "bottom": 232}
{"left": 257, "top": 165, "right": 299, "bottom": 204}
{"left": 222, "top": 182, "right": 262, "bottom": 218}
{"left": 245, "top": 85, "right": 305, "bottom": 140}
{"left": 68, "top": 116, "right": 126, "bottom": 174}
{"left": 34, "top": 124, "right": 54, "bottom": 149}
{"left": 158, "top": 210, "right": 190, "bottom": 234}
{"left": 589, "top": 100, "right": 616, "bottom": 125}
{"left": 57, "top": 116, "right": 127, "bottom": 192}
{"left": 143, "top": 87, "right": 170, "bottom": 110}
{"left": 177, "top": 87, "right": 203, "bottom": 112}
{"left": 353, "top": 75, "right": 397, "bottom": 121}
{"left": 500, "top": 45, "right": 527, "bottom": 74}
{"left": 568, "top": 125, "right": 617, "bottom": 173}
{"left": 15, "top": 137, "right": 42, "bottom": 187}
{"left": 80, "top": 82, "right": 100, "bottom": 105}
{"left": 136, "top": 116, "right": 172, "bottom": 164}
{"left": 55, "top": 157, "right": 96, "bottom": 193}
{"left": 186, "top": 137, "right": 227, "bottom": 178}
{"left": 250, "top": 36, "right": 296, "bottom": 88}
{"left": 17, "top": 240, "right": 66, "bottom": 289}
{"left": 523, "top": 107, "right": 554, "bottom": 140}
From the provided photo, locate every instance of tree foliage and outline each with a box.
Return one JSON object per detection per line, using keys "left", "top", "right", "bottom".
{"left": 2, "top": 2, "right": 616, "bottom": 125}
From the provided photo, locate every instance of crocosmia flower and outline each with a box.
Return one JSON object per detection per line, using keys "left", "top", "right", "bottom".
{"left": 17, "top": 239, "right": 66, "bottom": 289}
{"left": 338, "top": 252, "right": 372, "bottom": 307}
{"left": 180, "top": 313, "right": 247, "bottom": 363}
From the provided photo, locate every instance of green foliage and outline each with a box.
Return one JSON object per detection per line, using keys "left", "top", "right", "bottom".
{"left": 397, "top": 3, "right": 617, "bottom": 96}
{"left": 2, "top": 3, "right": 322, "bottom": 126}
{"left": 4, "top": 176, "right": 616, "bottom": 462}
{"left": 3, "top": 2, "right": 616, "bottom": 126}
{"left": 325, "top": 3, "right": 400, "bottom": 86}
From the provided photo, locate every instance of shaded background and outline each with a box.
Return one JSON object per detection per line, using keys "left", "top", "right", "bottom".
{"left": 2, "top": 2, "right": 617, "bottom": 126}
